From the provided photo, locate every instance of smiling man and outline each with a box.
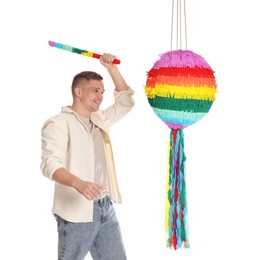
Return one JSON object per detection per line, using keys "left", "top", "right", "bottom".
{"left": 40, "top": 53, "right": 135, "bottom": 260}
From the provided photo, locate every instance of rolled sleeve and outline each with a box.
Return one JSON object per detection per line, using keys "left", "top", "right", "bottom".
{"left": 40, "top": 118, "right": 68, "bottom": 180}
{"left": 114, "top": 86, "right": 135, "bottom": 107}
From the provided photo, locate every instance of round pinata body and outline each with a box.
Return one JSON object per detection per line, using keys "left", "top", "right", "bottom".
{"left": 144, "top": 50, "right": 217, "bottom": 130}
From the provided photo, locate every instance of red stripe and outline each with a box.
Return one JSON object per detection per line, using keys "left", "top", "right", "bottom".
{"left": 147, "top": 66, "right": 215, "bottom": 78}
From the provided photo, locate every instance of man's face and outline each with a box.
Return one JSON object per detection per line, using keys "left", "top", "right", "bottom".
{"left": 79, "top": 79, "right": 105, "bottom": 113}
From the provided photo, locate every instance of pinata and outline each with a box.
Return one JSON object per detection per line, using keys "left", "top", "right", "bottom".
{"left": 144, "top": 46, "right": 217, "bottom": 249}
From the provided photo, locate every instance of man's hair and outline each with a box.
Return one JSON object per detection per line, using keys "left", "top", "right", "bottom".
{"left": 71, "top": 71, "right": 103, "bottom": 95}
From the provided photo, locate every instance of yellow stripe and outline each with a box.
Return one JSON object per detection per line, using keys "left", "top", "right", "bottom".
{"left": 145, "top": 84, "right": 217, "bottom": 101}
{"left": 81, "top": 51, "right": 94, "bottom": 57}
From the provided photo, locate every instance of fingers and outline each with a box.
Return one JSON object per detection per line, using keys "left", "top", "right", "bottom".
{"left": 84, "top": 183, "right": 102, "bottom": 201}
{"left": 100, "top": 53, "right": 116, "bottom": 64}
{"left": 74, "top": 179, "right": 102, "bottom": 201}
{"left": 86, "top": 194, "right": 92, "bottom": 201}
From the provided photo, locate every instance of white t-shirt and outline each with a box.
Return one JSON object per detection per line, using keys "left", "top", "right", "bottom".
{"left": 79, "top": 116, "right": 109, "bottom": 199}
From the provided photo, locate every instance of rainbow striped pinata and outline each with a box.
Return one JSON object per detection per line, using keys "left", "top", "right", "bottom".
{"left": 144, "top": 50, "right": 217, "bottom": 250}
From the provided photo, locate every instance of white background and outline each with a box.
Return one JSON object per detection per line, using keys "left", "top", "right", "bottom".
{"left": 1, "top": 0, "right": 259, "bottom": 259}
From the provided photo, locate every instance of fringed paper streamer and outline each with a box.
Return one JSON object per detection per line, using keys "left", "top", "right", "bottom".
{"left": 144, "top": 49, "right": 217, "bottom": 249}
{"left": 165, "top": 129, "right": 189, "bottom": 249}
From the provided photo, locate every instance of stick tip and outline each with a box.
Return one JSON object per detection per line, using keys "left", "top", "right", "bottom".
{"left": 48, "top": 40, "right": 55, "bottom": 47}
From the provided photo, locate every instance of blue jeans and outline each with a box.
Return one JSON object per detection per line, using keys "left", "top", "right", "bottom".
{"left": 55, "top": 196, "right": 127, "bottom": 260}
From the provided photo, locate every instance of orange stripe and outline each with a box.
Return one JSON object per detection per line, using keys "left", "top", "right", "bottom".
{"left": 156, "top": 75, "right": 217, "bottom": 88}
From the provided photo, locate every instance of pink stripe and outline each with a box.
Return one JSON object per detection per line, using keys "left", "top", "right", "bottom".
{"left": 166, "top": 122, "right": 186, "bottom": 130}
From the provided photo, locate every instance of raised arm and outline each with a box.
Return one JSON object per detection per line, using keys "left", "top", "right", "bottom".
{"left": 99, "top": 53, "right": 129, "bottom": 92}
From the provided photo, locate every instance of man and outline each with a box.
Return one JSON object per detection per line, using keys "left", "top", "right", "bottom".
{"left": 40, "top": 53, "right": 135, "bottom": 259}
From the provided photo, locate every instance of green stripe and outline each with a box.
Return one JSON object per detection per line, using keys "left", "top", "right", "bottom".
{"left": 71, "top": 47, "right": 85, "bottom": 54}
{"left": 148, "top": 96, "right": 213, "bottom": 113}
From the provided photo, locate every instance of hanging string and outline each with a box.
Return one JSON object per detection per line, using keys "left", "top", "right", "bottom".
{"left": 170, "top": 0, "right": 175, "bottom": 52}
{"left": 183, "top": 0, "right": 188, "bottom": 49}
{"left": 177, "top": 0, "right": 180, "bottom": 49}
{"left": 170, "top": 0, "right": 188, "bottom": 51}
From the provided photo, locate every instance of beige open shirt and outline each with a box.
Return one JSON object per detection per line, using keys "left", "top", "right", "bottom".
{"left": 40, "top": 88, "right": 135, "bottom": 222}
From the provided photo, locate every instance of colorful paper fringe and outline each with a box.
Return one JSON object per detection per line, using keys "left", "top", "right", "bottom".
{"left": 166, "top": 129, "right": 189, "bottom": 249}
{"left": 144, "top": 50, "right": 217, "bottom": 249}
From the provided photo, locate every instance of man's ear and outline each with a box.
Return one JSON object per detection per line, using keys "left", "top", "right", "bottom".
{"left": 74, "top": 86, "right": 81, "bottom": 98}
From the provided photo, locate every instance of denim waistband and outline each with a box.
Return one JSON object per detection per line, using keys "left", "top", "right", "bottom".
{"left": 94, "top": 195, "right": 110, "bottom": 206}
